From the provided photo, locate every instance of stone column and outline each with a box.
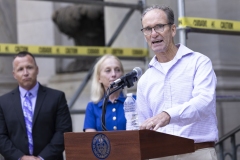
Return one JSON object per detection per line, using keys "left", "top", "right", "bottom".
{"left": 17, "top": 0, "right": 56, "bottom": 85}
{"left": 0, "top": 0, "right": 18, "bottom": 96}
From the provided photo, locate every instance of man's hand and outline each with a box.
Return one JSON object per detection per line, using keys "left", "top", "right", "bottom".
{"left": 139, "top": 111, "right": 171, "bottom": 130}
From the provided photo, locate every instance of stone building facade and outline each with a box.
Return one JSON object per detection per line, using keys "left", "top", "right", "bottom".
{"left": 0, "top": 0, "right": 240, "bottom": 145}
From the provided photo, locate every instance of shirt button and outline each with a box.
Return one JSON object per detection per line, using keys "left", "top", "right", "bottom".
{"left": 112, "top": 108, "right": 116, "bottom": 112}
{"left": 113, "top": 126, "right": 117, "bottom": 130}
{"left": 113, "top": 116, "right": 116, "bottom": 121}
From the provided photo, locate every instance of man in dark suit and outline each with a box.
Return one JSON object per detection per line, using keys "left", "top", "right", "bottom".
{"left": 0, "top": 51, "right": 72, "bottom": 160}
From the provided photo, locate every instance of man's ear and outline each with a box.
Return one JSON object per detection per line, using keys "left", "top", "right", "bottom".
{"left": 12, "top": 70, "right": 17, "bottom": 80}
{"left": 36, "top": 66, "right": 39, "bottom": 75}
{"left": 171, "top": 24, "right": 177, "bottom": 37}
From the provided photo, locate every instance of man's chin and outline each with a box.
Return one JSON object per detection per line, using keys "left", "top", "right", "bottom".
{"left": 152, "top": 45, "right": 164, "bottom": 52}
{"left": 22, "top": 83, "right": 34, "bottom": 90}
{"left": 152, "top": 48, "right": 165, "bottom": 54}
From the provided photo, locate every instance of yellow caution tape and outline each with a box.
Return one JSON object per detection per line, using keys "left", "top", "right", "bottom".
{"left": 178, "top": 17, "right": 240, "bottom": 32}
{"left": 0, "top": 43, "right": 148, "bottom": 58}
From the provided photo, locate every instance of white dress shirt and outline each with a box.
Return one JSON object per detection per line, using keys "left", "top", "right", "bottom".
{"left": 136, "top": 44, "right": 218, "bottom": 143}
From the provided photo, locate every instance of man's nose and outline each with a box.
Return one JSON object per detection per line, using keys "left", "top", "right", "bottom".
{"left": 23, "top": 68, "right": 29, "bottom": 75}
{"left": 151, "top": 28, "right": 158, "bottom": 36}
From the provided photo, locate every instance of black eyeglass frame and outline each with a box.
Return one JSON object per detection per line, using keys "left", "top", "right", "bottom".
{"left": 141, "top": 23, "right": 173, "bottom": 35}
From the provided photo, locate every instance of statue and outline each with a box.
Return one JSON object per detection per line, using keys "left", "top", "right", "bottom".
{"left": 52, "top": 2, "right": 105, "bottom": 72}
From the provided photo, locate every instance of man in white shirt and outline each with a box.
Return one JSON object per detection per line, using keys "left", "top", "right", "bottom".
{"left": 137, "top": 5, "right": 218, "bottom": 160}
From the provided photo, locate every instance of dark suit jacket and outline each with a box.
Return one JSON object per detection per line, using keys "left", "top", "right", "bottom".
{"left": 0, "top": 84, "right": 72, "bottom": 160}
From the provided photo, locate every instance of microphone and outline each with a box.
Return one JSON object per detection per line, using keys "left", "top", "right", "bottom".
{"left": 110, "top": 67, "right": 142, "bottom": 88}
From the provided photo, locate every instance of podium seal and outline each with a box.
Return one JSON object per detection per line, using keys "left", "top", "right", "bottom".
{"left": 92, "top": 133, "right": 111, "bottom": 159}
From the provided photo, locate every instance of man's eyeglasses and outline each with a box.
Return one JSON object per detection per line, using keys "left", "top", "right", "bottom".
{"left": 141, "top": 23, "right": 173, "bottom": 36}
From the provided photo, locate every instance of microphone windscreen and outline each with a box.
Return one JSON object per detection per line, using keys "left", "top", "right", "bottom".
{"left": 133, "top": 67, "right": 142, "bottom": 78}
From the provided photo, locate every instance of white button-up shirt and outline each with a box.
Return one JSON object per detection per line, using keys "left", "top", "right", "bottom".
{"left": 136, "top": 44, "right": 218, "bottom": 143}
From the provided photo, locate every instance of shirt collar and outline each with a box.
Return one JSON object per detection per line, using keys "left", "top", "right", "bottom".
{"left": 19, "top": 82, "right": 39, "bottom": 98}
{"left": 97, "top": 92, "right": 125, "bottom": 108}
{"left": 149, "top": 44, "right": 194, "bottom": 68}
{"left": 174, "top": 44, "right": 194, "bottom": 60}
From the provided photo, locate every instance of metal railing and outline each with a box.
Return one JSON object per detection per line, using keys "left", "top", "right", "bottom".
{"left": 215, "top": 125, "right": 240, "bottom": 160}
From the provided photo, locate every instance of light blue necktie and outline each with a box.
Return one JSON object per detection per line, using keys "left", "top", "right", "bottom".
{"left": 23, "top": 92, "right": 33, "bottom": 155}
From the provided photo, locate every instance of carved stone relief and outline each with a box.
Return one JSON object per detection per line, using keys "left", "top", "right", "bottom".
{"left": 52, "top": 1, "right": 105, "bottom": 72}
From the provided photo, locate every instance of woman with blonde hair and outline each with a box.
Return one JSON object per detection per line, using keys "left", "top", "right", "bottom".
{"left": 83, "top": 54, "right": 127, "bottom": 131}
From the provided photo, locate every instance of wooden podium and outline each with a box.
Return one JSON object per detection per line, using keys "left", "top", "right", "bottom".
{"left": 64, "top": 130, "right": 195, "bottom": 160}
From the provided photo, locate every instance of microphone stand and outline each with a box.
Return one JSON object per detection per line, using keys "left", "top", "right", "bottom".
{"left": 101, "top": 83, "right": 125, "bottom": 131}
